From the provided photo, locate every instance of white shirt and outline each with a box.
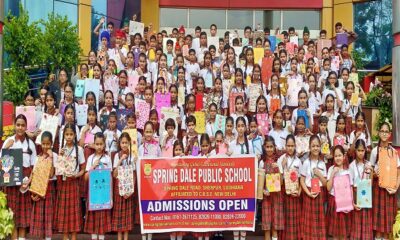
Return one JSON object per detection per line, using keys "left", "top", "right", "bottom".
{"left": 341, "top": 98, "right": 361, "bottom": 120}
{"left": 104, "top": 129, "right": 121, "bottom": 153}
{"left": 269, "top": 128, "right": 289, "bottom": 151}
{"left": 55, "top": 145, "right": 85, "bottom": 175}
{"left": 228, "top": 140, "right": 254, "bottom": 155}
{"left": 300, "top": 158, "right": 327, "bottom": 188}
{"left": 108, "top": 47, "right": 128, "bottom": 71}
{"left": 349, "top": 160, "right": 370, "bottom": 187}
{"left": 322, "top": 88, "right": 344, "bottom": 114}
{"left": 86, "top": 154, "right": 112, "bottom": 171}
{"left": 185, "top": 62, "right": 200, "bottom": 90}
{"left": 349, "top": 131, "right": 371, "bottom": 147}
{"left": 369, "top": 146, "right": 400, "bottom": 172}
{"left": 327, "top": 167, "right": 352, "bottom": 196}
{"left": 138, "top": 141, "right": 161, "bottom": 157}
{"left": 277, "top": 154, "right": 302, "bottom": 174}
{"left": 113, "top": 153, "right": 136, "bottom": 171}
{"left": 1, "top": 135, "right": 37, "bottom": 168}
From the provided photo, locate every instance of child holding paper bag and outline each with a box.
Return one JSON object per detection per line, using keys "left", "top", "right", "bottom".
{"left": 261, "top": 137, "right": 284, "bottom": 240}
{"left": 300, "top": 135, "right": 327, "bottom": 239}
{"left": 369, "top": 122, "right": 400, "bottom": 239}
{"left": 277, "top": 135, "right": 302, "bottom": 240}
{"left": 349, "top": 139, "right": 373, "bottom": 240}
{"left": 326, "top": 145, "right": 353, "bottom": 239}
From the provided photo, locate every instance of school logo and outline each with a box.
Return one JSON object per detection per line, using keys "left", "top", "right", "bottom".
{"left": 144, "top": 163, "right": 152, "bottom": 176}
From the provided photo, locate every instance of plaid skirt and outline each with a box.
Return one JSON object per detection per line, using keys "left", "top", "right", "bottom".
{"left": 351, "top": 208, "right": 373, "bottom": 240}
{"left": 84, "top": 208, "right": 112, "bottom": 234}
{"left": 134, "top": 182, "right": 140, "bottom": 224}
{"left": 302, "top": 189, "right": 326, "bottom": 240}
{"left": 111, "top": 179, "right": 134, "bottom": 232}
{"left": 327, "top": 195, "right": 351, "bottom": 237}
{"left": 30, "top": 181, "right": 56, "bottom": 238}
{"left": 81, "top": 147, "right": 94, "bottom": 198}
{"left": 281, "top": 193, "right": 302, "bottom": 240}
{"left": 372, "top": 180, "right": 397, "bottom": 234}
{"left": 54, "top": 177, "right": 82, "bottom": 233}
{"left": 261, "top": 192, "right": 284, "bottom": 231}
{"left": 4, "top": 167, "right": 32, "bottom": 228}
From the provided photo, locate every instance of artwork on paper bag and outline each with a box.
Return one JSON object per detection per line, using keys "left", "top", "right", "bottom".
{"left": 135, "top": 99, "right": 150, "bottom": 130}
{"left": 356, "top": 179, "right": 372, "bottom": 208}
{"left": 117, "top": 109, "right": 132, "bottom": 131}
{"left": 214, "top": 114, "right": 226, "bottom": 135}
{"left": 117, "top": 165, "right": 135, "bottom": 197}
{"left": 265, "top": 173, "right": 281, "bottom": 192}
{"left": 378, "top": 148, "right": 398, "bottom": 189}
{"left": 256, "top": 113, "right": 269, "bottom": 136}
{"left": 0, "top": 149, "right": 23, "bottom": 187}
{"left": 76, "top": 104, "right": 89, "bottom": 127}
{"left": 333, "top": 174, "right": 354, "bottom": 212}
{"left": 284, "top": 170, "right": 299, "bottom": 194}
{"left": 35, "top": 113, "right": 59, "bottom": 145}
{"left": 248, "top": 84, "right": 261, "bottom": 112}
{"left": 193, "top": 111, "right": 206, "bottom": 134}
{"left": 89, "top": 169, "right": 113, "bottom": 211}
{"left": 16, "top": 106, "right": 36, "bottom": 132}
{"left": 311, "top": 177, "right": 321, "bottom": 193}
{"left": 229, "top": 92, "right": 244, "bottom": 114}
{"left": 29, "top": 156, "right": 52, "bottom": 197}
{"left": 74, "top": 79, "right": 85, "bottom": 98}
{"left": 155, "top": 93, "right": 171, "bottom": 121}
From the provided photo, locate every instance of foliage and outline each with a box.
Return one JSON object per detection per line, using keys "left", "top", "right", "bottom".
{"left": 0, "top": 191, "right": 14, "bottom": 239}
{"left": 3, "top": 66, "right": 30, "bottom": 105}
{"left": 41, "top": 13, "right": 81, "bottom": 73}
{"left": 394, "top": 211, "right": 400, "bottom": 239}
{"left": 352, "top": 49, "right": 368, "bottom": 79}
{"left": 364, "top": 83, "right": 392, "bottom": 132}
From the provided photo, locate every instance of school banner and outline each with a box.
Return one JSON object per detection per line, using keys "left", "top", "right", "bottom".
{"left": 138, "top": 155, "right": 257, "bottom": 234}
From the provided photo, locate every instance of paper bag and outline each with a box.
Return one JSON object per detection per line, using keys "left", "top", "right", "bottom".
{"left": 89, "top": 169, "right": 113, "bottom": 211}
{"left": 155, "top": 93, "right": 171, "bottom": 121}
{"left": 135, "top": 99, "right": 150, "bottom": 130}
{"left": 193, "top": 111, "right": 206, "bottom": 134}
{"left": 195, "top": 93, "right": 203, "bottom": 111}
{"left": 214, "top": 114, "right": 226, "bottom": 134}
{"left": 266, "top": 173, "right": 281, "bottom": 192}
{"left": 35, "top": 113, "right": 59, "bottom": 145}
{"left": 117, "top": 165, "right": 135, "bottom": 197}
{"left": 75, "top": 79, "right": 85, "bottom": 98}
{"left": 311, "top": 177, "right": 321, "bottom": 193}
{"left": 229, "top": 92, "right": 245, "bottom": 114}
{"left": 378, "top": 148, "right": 398, "bottom": 189}
{"left": 248, "top": 84, "right": 262, "bottom": 112}
{"left": 30, "top": 156, "right": 52, "bottom": 197}
{"left": 334, "top": 174, "right": 354, "bottom": 212}
{"left": 257, "top": 168, "right": 266, "bottom": 199}
{"left": 261, "top": 57, "right": 273, "bottom": 86}
{"left": 356, "top": 178, "right": 372, "bottom": 208}
{"left": 76, "top": 104, "right": 88, "bottom": 127}
{"left": 284, "top": 170, "right": 299, "bottom": 194}
{"left": 16, "top": 106, "right": 36, "bottom": 132}
{"left": 256, "top": 113, "right": 269, "bottom": 136}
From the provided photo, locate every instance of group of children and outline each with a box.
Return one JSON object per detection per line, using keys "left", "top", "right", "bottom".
{"left": 1, "top": 20, "right": 399, "bottom": 240}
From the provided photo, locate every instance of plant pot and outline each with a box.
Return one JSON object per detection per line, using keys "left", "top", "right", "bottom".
{"left": 362, "top": 105, "right": 380, "bottom": 137}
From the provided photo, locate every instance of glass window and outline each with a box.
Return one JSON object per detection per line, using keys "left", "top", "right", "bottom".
{"left": 22, "top": 0, "right": 53, "bottom": 23}
{"left": 160, "top": 8, "right": 187, "bottom": 28}
{"left": 282, "top": 10, "right": 320, "bottom": 30}
{"left": 254, "top": 11, "right": 264, "bottom": 30}
{"left": 54, "top": 1, "right": 78, "bottom": 26}
{"left": 263, "top": 10, "right": 281, "bottom": 30}
{"left": 189, "top": 9, "right": 226, "bottom": 29}
{"left": 92, "top": 0, "right": 107, "bottom": 15}
{"left": 354, "top": 0, "right": 392, "bottom": 69}
{"left": 227, "top": 10, "right": 253, "bottom": 30}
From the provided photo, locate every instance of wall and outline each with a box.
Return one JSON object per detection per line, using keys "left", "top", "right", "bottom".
{"left": 79, "top": 0, "right": 92, "bottom": 58}
{"left": 141, "top": 0, "right": 159, "bottom": 32}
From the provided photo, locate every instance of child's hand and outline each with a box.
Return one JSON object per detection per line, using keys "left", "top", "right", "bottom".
{"left": 353, "top": 203, "right": 361, "bottom": 211}
{"left": 387, "top": 188, "right": 397, "bottom": 195}
{"left": 4, "top": 139, "right": 14, "bottom": 149}
{"left": 313, "top": 168, "right": 322, "bottom": 178}
{"left": 332, "top": 167, "right": 340, "bottom": 176}
{"left": 263, "top": 190, "right": 270, "bottom": 197}
{"left": 308, "top": 192, "right": 319, "bottom": 198}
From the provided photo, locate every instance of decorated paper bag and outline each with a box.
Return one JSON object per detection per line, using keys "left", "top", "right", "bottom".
{"left": 284, "top": 170, "right": 299, "bottom": 194}
{"left": 214, "top": 114, "right": 226, "bottom": 134}
{"left": 253, "top": 48, "right": 264, "bottom": 64}
{"left": 336, "top": 33, "right": 348, "bottom": 48}
{"left": 155, "top": 93, "right": 171, "bottom": 121}
{"left": 265, "top": 173, "right": 281, "bottom": 192}
{"left": 290, "top": 36, "right": 299, "bottom": 46}
{"left": 278, "top": 77, "right": 288, "bottom": 96}
{"left": 311, "top": 177, "right": 321, "bottom": 193}
{"left": 269, "top": 98, "right": 280, "bottom": 117}
{"left": 350, "top": 93, "right": 359, "bottom": 106}
{"left": 89, "top": 169, "right": 113, "bottom": 211}
{"left": 295, "top": 136, "right": 310, "bottom": 154}
{"left": 321, "top": 142, "right": 330, "bottom": 155}
{"left": 356, "top": 178, "right": 372, "bottom": 208}
{"left": 268, "top": 36, "right": 276, "bottom": 52}
{"left": 128, "top": 75, "right": 139, "bottom": 92}
{"left": 117, "top": 165, "right": 135, "bottom": 197}
{"left": 261, "top": 57, "right": 273, "bottom": 86}
{"left": 30, "top": 156, "right": 52, "bottom": 197}
{"left": 194, "top": 111, "right": 206, "bottom": 134}
{"left": 334, "top": 136, "right": 346, "bottom": 147}
{"left": 161, "top": 144, "right": 173, "bottom": 158}
{"left": 135, "top": 99, "right": 150, "bottom": 130}
{"left": 195, "top": 93, "right": 203, "bottom": 111}
{"left": 378, "top": 148, "right": 398, "bottom": 189}
{"left": 257, "top": 168, "right": 266, "bottom": 199}
{"left": 122, "top": 129, "right": 138, "bottom": 157}
{"left": 216, "top": 143, "right": 228, "bottom": 155}
{"left": 35, "top": 113, "right": 59, "bottom": 145}
{"left": 117, "top": 109, "right": 132, "bottom": 131}
{"left": 248, "top": 84, "right": 261, "bottom": 112}
{"left": 334, "top": 174, "right": 354, "bottom": 212}
{"left": 178, "top": 86, "right": 185, "bottom": 106}
{"left": 76, "top": 104, "right": 88, "bottom": 127}
{"left": 55, "top": 154, "right": 76, "bottom": 177}
{"left": 16, "top": 106, "right": 36, "bottom": 132}
{"left": 129, "top": 20, "right": 144, "bottom": 36}
{"left": 256, "top": 113, "right": 269, "bottom": 136}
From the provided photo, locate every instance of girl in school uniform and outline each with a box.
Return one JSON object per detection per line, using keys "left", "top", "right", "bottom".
{"left": 22, "top": 90, "right": 41, "bottom": 140}
{"left": 291, "top": 89, "right": 314, "bottom": 132}
{"left": 205, "top": 103, "right": 218, "bottom": 144}
{"left": 349, "top": 112, "right": 372, "bottom": 155}
{"left": 98, "top": 90, "right": 117, "bottom": 120}
{"left": 277, "top": 135, "right": 302, "bottom": 240}
{"left": 29, "top": 131, "right": 57, "bottom": 240}
{"left": 341, "top": 81, "right": 365, "bottom": 133}
{"left": 224, "top": 117, "right": 237, "bottom": 144}
{"left": 261, "top": 136, "right": 284, "bottom": 240}
{"left": 104, "top": 112, "right": 121, "bottom": 161}
{"left": 326, "top": 145, "right": 352, "bottom": 239}
{"left": 80, "top": 105, "right": 103, "bottom": 160}
{"left": 205, "top": 77, "right": 225, "bottom": 115}
{"left": 228, "top": 116, "right": 253, "bottom": 240}
{"left": 54, "top": 123, "right": 85, "bottom": 240}
{"left": 266, "top": 74, "right": 285, "bottom": 120}
{"left": 333, "top": 114, "right": 350, "bottom": 153}
{"left": 116, "top": 70, "right": 130, "bottom": 109}
{"left": 181, "top": 94, "right": 196, "bottom": 135}
{"left": 306, "top": 74, "right": 322, "bottom": 134}
{"left": 300, "top": 135, "right": 327, "bottom": 240}
{"left": 135, "top": 76, "right": 147, "bottom": 100}
{"left": 182, "top": 115, "right": 200, "bottom": 156}
{"left": 84, "top": 133, "right": 112, "bottom": 240}
{"left": 1, "top": 114, "right": 37, "bottom": 240}
{"left": 231, "top": 95, "right": 248, "bottom": 128}
{"left": 269, "top": 110, "right": 289, "bottom": 157}
{"left": 282, "top": 105, "right": 294, "bottom": 134}
{"left": 349, "top": 139, "right": 373, "bottom": 240}
{"left": 254, "top": 96, "right": 269, "bottom": 138}
{"left": 370, "top": 122, "right": 400, "bottom": 239}
{"left": 248, "top": 116, "right": 264, "bottom": 158}
{"left": 321, "top": 94, "right": 339, "bottom": 145}
{"left": 322, "top": 71, "right": 344, "bottom": 114}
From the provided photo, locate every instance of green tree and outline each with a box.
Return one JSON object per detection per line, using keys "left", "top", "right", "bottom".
{"left": 42, "top": 13, "right": 81, "bottom": 73}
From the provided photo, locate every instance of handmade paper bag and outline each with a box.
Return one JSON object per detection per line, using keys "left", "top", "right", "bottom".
{"left": 89, "top": 169, "right": 113, "bottom": 211}
{"left": 128, "top": 75, "right": 139, "bottom": 92}
{"left": 248, "top": 84, "right": 261, "bottom": 112}
{"left": 117, "top": 109, "right": 132, "bottom": 131}
{"left": 155, "top": 93, "right": 171, "bottom": 121}
{"left": 195, "top": 93, "right": 204, "bottom": 111}
{"left": 336, "top": 33, "right": 348, "bottom": 48}
{"left": 214, "top": 114, "right": 226, "bottom": 134}
{"left": 334, "top": 174, "right": 354, "bottom": 212}
{"left": 30, "top": 156, "right": 52, "bottom": 197}
{"left": 16, "top": 106, "right": 36, "bottom": 132}
{"left": 265, "top": 173, "right": 281, "bottom": 192}
{"left": 194, "top": 111, "right": 206, "bottom": 134}
{"left": 284, "top": 170, "right": 299, "bottom": 194}
{"left": 117, "top": 165, "right": 135, "bottom": 197}
{"left": 268, "top": 36, "right": 276, "bottom": 52}
{"left": 0, "top": 149, "right": 23, "bottom": 187}
{"left": 122, "top": 129, "right": 138, "bottom": 158}
{"left": 296, "top": 136, "right": 310, "bottom": 154}
{"left": 76, "top": 104, "right": 88, "bottom": 127}
{"left": 261, "top": 57, "right": 273, "bottom": 86}
{"left": 257, "top": 168, "right": 266, "bottom": 199}
{"left": 161, "top": 144, "right": 173, "bottom": 158}
{"left": 135, "top": 99, "right": 150, "bottom": 130}
{"left": 129, "top": 20, "right": 144, "bottom": 36}
{"left": 253, "top": 48, "right": 264, "bottom": 64}
{"left": 356, "top": 179, "right": 372, "bottom": 208}
{"left": 216, "top": 143, "right": 228, "bottom": 155}
{"left": 311, "top": 177, "right": 321, "bottom": 193}
{"left": 378, "top": 148, "right": 398, "bottom": 189}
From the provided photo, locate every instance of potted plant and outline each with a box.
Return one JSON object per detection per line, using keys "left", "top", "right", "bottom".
{"left": 0, "top": 191, "right": 14, "bottom": 239}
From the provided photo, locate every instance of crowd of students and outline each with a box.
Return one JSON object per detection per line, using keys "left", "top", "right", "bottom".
{"left": 1, "top": 17, "right": 399, "bottom": 240}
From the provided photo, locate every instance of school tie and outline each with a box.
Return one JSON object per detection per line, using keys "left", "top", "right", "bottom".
{"left": 240, "top": 143, "right": 245, "bottom": 154}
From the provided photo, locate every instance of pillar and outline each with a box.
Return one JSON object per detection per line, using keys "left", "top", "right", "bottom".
{"left": 78, "top": 0, "right": 92, "bottom": 58}
{"left": 321, "top": 0, "right": 333, "bottom": 38}
{"left": 392, "top": 0, "right": 400, "bottom": 147}
{"left": 141, "top": 0, "right": 159, "bottom": 33}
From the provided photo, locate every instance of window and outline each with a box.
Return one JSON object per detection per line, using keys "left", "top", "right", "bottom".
{"left": 189, "top": 9, "right": 225, "bottom": 29}
{"left": 254, "top": 11, "right": 264, "bottom": 30}
{"left": 263, "top": 10, "right": 281, "bottom": 30}
{"left": 23, "top": 0, "right": 53, "bottom": 23}
{"left": 160, "top": 8, "right": 187, "bottom": 28}
{"left": 227, "top": 10, "right": 253, "bottom": 29}
{"left": 54, "top": 1, "right": 78, "bottom": 26}
{"left": 282, "top": 10, "right": 320, "bottom": 30}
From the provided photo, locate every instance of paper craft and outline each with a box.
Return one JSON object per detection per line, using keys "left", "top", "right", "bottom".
{"left": 216, "top": 143, "right": 228, "bottom": 155}
{"left": 278, "top": 77, "right": 288, "bottom": 96}
{"left": 350, "top": 93, "right": 359, "bottom": 106}
{"left": 214, "top": 114, "right": 226, "bottom": 134}
{"left": 248, "top": 84, "right": 262, "bottom": 112}
{"left": 117, "top": 109, "right": 132, "bottom": 131}
{"left": 135, "top": 99, "right": 150, "bottom": 130}
{"left": 207, "top": 36, "right": 219, "bottom": 48}
{"left": 30, "top": 156, "right": 52, "bottom": 197}
{"left": 155, "top": 93, "right": 171, "bottom": 121}
{"left": 129, "top": 20, "right": 144, "bottom": 36}
{"left": 182, "top": 45, "right": 189, "bottom": 57}
{"left": 132, "top": 47, "right": 140, "bottom": 68}
{"left": 261, "top": 57, "right": 273, "bottom": 86}
{"left": 195, "top": 93, "right": 204, "bottom": 111}
{"left": 270, "top": 98, "right": 280, "bottom": 117}
{"left": 276, "top": 34, "right": 284, "bottom": 44}
{"left": 229, "top": 33, "right": 237, "bottom": 46}
{"left": 104, "top": 76, "right": 119, "bottom": 104}
{"left": 128, "top": 75, "right": 139, "bottom": 93}
{"left": 117, "top": 165, "right": 135, "bottom": 197}
{"left": 256, "top": 113, "right": 269, "bottom": 136}
{"left": 166, "top": 53, "right": 174, "bottom": 68}
{"left": 334, "top": 174, "right": 354, "bottom": 212}
{"left": 266, "top": 173, "right": 281, "bottom": 192}
{"left": 204, "top": 71, "right": 213, "bottom": 88}
{"left": 321, "top": 142, "right": 330, "bottom": 155}
{"left": 311, "top": 177, "right": 321, "bottom": 193}
{"left": 194, "top": 111, "right": 206, "bottom": 134}
{"left": 16, "top": 106, "right": 36, "bottom": 132}
{"left": 300, "top": 63, "right": 306, "bottom": 74}
{"left": 35, "top": 113, "right": 59, "bottom": 145}
{"left": 84, "top": 79, "right": 100, "bottom": 109}
{"left": 290, "top": 36, "right": 298, "bottom": 46}
{"left": 178, "top": 86, "right": 186, "bottom": 107}
{"left": 257, "top": 168, "right": 266, "bottom": 199}
{"left": 253, "top": 48, "right": 264, "bottom": 64}
{"left": 99, "top": 114, "right": 109, "bottom": 131}
{"left": 268, "top": 36, "right": 276, "bottom": 52}
{"left": 334, "top": 136, "right": 346, "bottom": 147}
{"left": 336, "top": 33, "right": 348, "bottom": 48}
{"left": 76, "top": 104, "right": 88, "bottom": 127}
{"left": 378, "top": 148, "right": 398, "bottom": 189}
{"left": 233, "top": 46, "right": 243, "bottom": 58}
{"left": 85, "top": 132, "right": 95, "bottom": 145}
{"left": 331, "top": 56, "right": 340, "bottom": 72}
{"left": 297, "top": 109, "right": 310, "bottom": 129}
{"left": 286, "top": 42, "right": 295, "bottom": 55}
{"left": 162, "top": 144, "right": 173, "bottom": 158}
{"left": 191, "top": 145, "right": 200, "bottom": 156}
{"left": 349, "top": 73, "right": 359, "bottom": 85}
{"left": 148, "top": 48, "right": 156, "bottom": 62}
{"left": 252, "top": 137, "right": 263, "bottom": 155}
{"left": 317, "top": 39, "right": 332, "bottom": 59}
{"left": 296, "top": 136, "right": 310, "bottom": 153}
{"left": 75, "top": 79, "right": 85, "bottom": 98}
{"left": 159, "top": 107, "right": 179, "bottom": 143}
{"left": 284, "top": 170, "right": 299, "bottom": 194}
{"left": 356, "top": 178, "right": 372, "bottom": 208}
{"left": 242, "top": 38, "right": 249, "bottom": 46}
{"left": 122, "top": 129, "right": 138, "bottom": 157}
{"left": 89, "top": 169, "right": 113, "bottom": 211}
{"left": 229, "top": 92, "right": 245, "bottom": 114}
{"left": 0, "top": 149, "right": 23, "bottom": 187}
{"left": 222, "top": 79, "right": 231, "bottom": 101}
{"left": 162, "top": 38, "right": 176, "bottom": 53}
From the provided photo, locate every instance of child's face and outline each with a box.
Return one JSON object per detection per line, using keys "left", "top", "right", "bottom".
{"left": 223, "top": 67, "right": 230, "bottom": 79}
{"left": 167, "top": 43, "right": 173, "bottom": 53}
{"left": 145, "top": 90, "right": 153, "bottom": 103}
{"left": 337, "top": 119, "right": 346, "bottom": 131}
{"left": 322, "top": 49, "right": 329, "bottom": 59}
{"left": 24, "top": 95, "right": 35, "bottom": 106}
{"left": 308, "top": 77, "right": 316, "bottom": 88}
{"left": 283, "top": 109, "right": 291, "bottom": 121}
{"left": 271, "top": 77, "right": 279, "bottom": 89}
{"left": 150, "top": 114, "right": 158, "bottom": 127}
{"left": 286, "top": 138, "right": 295, "bottom": 155}
{"left": 94, "top": 137, "right": 105, "bottom": 153}
{"left": 215, "top": 80, "right": 222, "bottom": 92}
{"left": 174, "top": 145, "right": 183, "bottom": 156}
{"left": 264, "top": 141, "right": 275, "bottom": 157}
{"left": 298, "top": 93, "right": 307, "bottom": 107}
{"left": 215, "top": 134, "right": 223, "bottom": 144}
{"left": 159, "top": 56, "right": 167, "bottom": 68}
{"left": 187, "top": 121, "right": 195, "bottom": 133}
{"left": 125, "top": 95, "right": 134, "bottom": 108}
{"left": 108, "top": 117, "right": 117, "bottom": 130}
{"left": 279, "top": 53, "right": 287, "bottom": 64}
{"left": 127, "top": 54, "right": 134, "bottom": 66}
{"left": 356, "top": 116, "right": 364, "bottom": 129}
{"left": 40, "top": 89, "right": 47, "bottom": 103}
{"left": 46, "top": 96, "right": 55, "bottom": 109}
{"left": 144, "top": 125, "right": 154, "bottom": 141}
{"left": 341, "top": 71, "right": 349, "bottom": 80}
{"left": 41, "top": 137, "right": 52, "bottom": 152}
{"left": 119, "top": 74, "right": 128, "bottom": 87}
{"left": 356, "top": 145, "right": 366, "bottom": 161}
{"left": 246, "top": 51, "right": 254, "bottom": 62}
{"left": 176, "top": 57, "right": 184, "bottom": 67}
{"left": 249, "top": 122, "right": 258, "bottom": 133}
{"left": 323, "top": 61, "right": 330, "bottom": 71}
{"left": 227, "top": 49, "right": 235, "bottom": 62}
{"left": 325, "top": 97, "right": 334, "bottom": 110}
{"left": 296, "top": 119, "right": 306, "bottom": 132}
{"left": 126, "top": 118, "right": 136, "bottom": 128}
{"left": 196, "top": 80, "right": 205, "bottom": 91}
{"left": 235, "top": 99, "right": 244, "bottom": 112}
{"left": 88, "top": 111, "right": 96, "bottom": 125}
{"left": 189, "top": 52, "right": 196, "bottom": 62}
{"left": 334, "top": 149, "right": 344, "bottom": 166}
{"left": 138, "top": 80, "right": 146, "bottom": 92}
{"left": 290, "top": 60, "right": 297, "bottom": 72}
{"left": 167, "top": 125, "right": 175, "bottom": 136}
{"left": 346, "top": 84, "right": 354, "bottom": 96}
{"left": 379, "top": 125, "right": 391, "bottom": 142}
{"left": 178, "top": 69, "right": 185, "bottom": 80}
{"left": 170, "top": 88, "right": 177, "bottom": 100}
{"left": 93, "top": 67, "right": 101, "bottom": 78}
{"left": 226, "top": 121, "right": 234, "bottom": 133}
{"left": 310, "top": 138, "right": 320, "bottom": 156}
{"left": 105, "top": 93, "right": 113, "bottom": 107}
{"left": 319, "top": 122, "right": 327, "bottom": 133}
{"left": 235, "top": 73, "right": 242, "bottom": 85}
{"left": 200, "top": 35, "right": 207, "bottom": 46}
{"left": 63, "top": 128, "right": 75, "bottom": 144}
{"left": 209, "top": 107, "right": 217, "bottom": 119}
{"left": 187, "top": 97, "right": 196, "bottom": 111}
{"left": 65, "top": 108, "right": 74, "bottom": 123}
{"left": 120, "top": 137, "right": 129, "bottom": 152}
{"left": 201, "top": 141, "right": 209, "bottom": 154}
{"left": 15, "top": 118, "right": 27, "bottom": 136}
{"left": 257, "top": 99, "right": 267, "bottom": 112}
{"left": 273, "top": 112, "right": 283, "bottom": 128}
{"left": 236, "top": 121, "right": 246, "bottom": 135}
{"left": 204, "top": 55, "right": 211, "bottom": 66}
{"left": 253, "top": 67, "right": 261, "bottom": 80}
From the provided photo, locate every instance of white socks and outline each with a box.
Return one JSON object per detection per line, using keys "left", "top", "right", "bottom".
{"left": 98, "top": 235, "right": 105, "bottom": 240}
{"left": 45, "top": 238, "right": 52, "bottom": 240}
{"left": 170, "top": 234, "right": 176, "bottom": 240}
{"left": 18, "top": 238, "right": 26, "bottom": 240}
{"left": 177, "top": 236, "right": 183, "bottom": 240}
{"left": 272, "top": 237, "right": 278, "bottom": 240}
